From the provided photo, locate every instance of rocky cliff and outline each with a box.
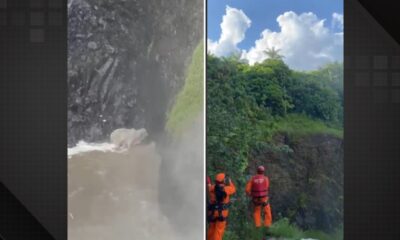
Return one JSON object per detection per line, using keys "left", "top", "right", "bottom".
{"left": 250, "top": 133, "right": 343, "bottom": 232}
{"left": 68, "top": 0, "right": 203, "bottom": 145}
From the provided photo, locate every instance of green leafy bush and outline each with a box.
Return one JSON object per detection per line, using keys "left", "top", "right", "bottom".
{"left": 269, "top": 218, "right": 305, "bottom": 239}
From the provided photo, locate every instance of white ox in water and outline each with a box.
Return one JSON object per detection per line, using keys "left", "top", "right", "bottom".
{"left": 110, "top": 128, "right": 148, "bottom": 150}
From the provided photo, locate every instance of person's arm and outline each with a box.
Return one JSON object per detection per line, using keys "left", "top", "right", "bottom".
{"left": 207, "top": 176, "right": 211, "bottom": 185}
{"left": 208, "top": 184, "right": 214, "bottom": 195}
{"left": 207, "top": 176, "right": 212, "bottom": 192}
{"left": 245, "top": 178, "right": 252, "bottom": 196}
{"left": 225, "top": 179, "right": 236, "bottom": 195}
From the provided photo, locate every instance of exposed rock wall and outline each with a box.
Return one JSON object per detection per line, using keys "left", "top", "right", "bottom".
{"left": 68, "top": 0, "right": 203, "bottom": 145}
{"left": 250, "top": 134, "right": 343, "bottom": 232}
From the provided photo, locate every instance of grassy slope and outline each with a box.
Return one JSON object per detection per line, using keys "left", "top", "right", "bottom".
{"left": 245, "top": 115, "right": 343, "bottom": 240}
{"left": 224, "top": 218, "right": 343, "bottom": 240}
{"left": 166, "top": 41, "right": 204, "bottom": 134}
{"left": 272, "top": 114, "right": 343, "bottom": 139}
{"left": 269, "top": 218, "right": 343, "bottom": 240}
{"left": 270, "top": 116, "right": 343, "bottom": 239}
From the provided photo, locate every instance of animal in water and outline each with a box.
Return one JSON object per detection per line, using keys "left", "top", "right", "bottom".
{"left": 110, "top": 128, "right": 148, "bottom": 150}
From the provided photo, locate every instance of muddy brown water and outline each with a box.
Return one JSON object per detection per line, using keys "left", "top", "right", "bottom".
{"left": 68, "top": 143, "right": 179, "bottom": 239}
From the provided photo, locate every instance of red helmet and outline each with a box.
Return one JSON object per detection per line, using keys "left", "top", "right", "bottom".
{"left": 215, "top": 173, "right": 225, "bottom": 183}
{"left": 257, "top": 165, "right": 265, "bottom": 174}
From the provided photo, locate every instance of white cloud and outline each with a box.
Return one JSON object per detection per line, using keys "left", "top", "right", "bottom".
{"left": 332, "top": 12, "right": 344, "bottom": 30}
{"left": 208, "top": 6, "right": 251, "bottom": 56}
{"left": 241, "top": 11, "right": 343, "bottom": 70}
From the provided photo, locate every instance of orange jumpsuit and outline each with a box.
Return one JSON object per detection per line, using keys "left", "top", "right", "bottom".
{"left": 207, "top": 177, "right": 236, "bottom": 240}
{"left": 246, "top": 174, "right": 272, "bottom": 227}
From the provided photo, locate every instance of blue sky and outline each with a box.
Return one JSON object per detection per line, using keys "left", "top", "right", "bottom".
{"left": 207, "top": 0, "right": 344, "bottom": 70}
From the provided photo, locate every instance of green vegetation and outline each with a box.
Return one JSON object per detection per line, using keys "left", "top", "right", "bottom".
{"left": 273, "top": 114, "right": 343, "bottom": 139}
{"left": 166, "top": 41, "right": 204, "bottom": 134}
{"left": 268, "top": 218, "right": 343, "bottom": 240}
{"left": 207, "top": 54, "right": 343, "bottom": 173}
{"left": 207, "top": 54, "right": 343, "bottom": 239}
{"left": 269, "top": 218, "right": 305, "bottom": 239}
{"left": 224, "top": 219, "right": 343, "bottom": 240}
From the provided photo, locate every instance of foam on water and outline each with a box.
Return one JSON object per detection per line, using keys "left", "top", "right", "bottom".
{"left": 67, "top": 140, "right": 126, "bottom": 158}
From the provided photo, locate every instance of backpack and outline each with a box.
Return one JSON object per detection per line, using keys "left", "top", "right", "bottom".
{"left": 214, "top": 184, "right": 227, "bottom": 203}
{"left": 251, "top": 175, "right": 268, "bottom": 198}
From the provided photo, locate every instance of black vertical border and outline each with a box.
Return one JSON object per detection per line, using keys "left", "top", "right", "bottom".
{"left": 0, "top": 0, "right": 67, "bottom": 239}
{"left": 345, "top": 0, "right": 400, "bottom": 239}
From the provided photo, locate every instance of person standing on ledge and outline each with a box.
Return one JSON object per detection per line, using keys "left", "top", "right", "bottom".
{"left": 246, "top": 165, "right": 272, "bottom": 235}
{"left": 207, "top": 173, "right": 236, "bottom": 240}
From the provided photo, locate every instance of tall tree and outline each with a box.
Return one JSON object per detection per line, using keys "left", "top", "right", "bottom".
{"left": 263, "top": 46, "right": 284, "bottom": 60}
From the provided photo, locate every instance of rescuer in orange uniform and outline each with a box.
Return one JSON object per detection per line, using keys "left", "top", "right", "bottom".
{"left": 207, "top": 173, "right": 236, "bottom": 240}
{"left": 246, "top": 165, "right": 272, "bottom": 229}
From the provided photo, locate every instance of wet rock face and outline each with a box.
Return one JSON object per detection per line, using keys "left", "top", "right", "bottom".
{"left": 68, "top": 0, "right": 203, "bottom": 145}
{"left": 250, "top": 134, "right": 344, "bottom": 232}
